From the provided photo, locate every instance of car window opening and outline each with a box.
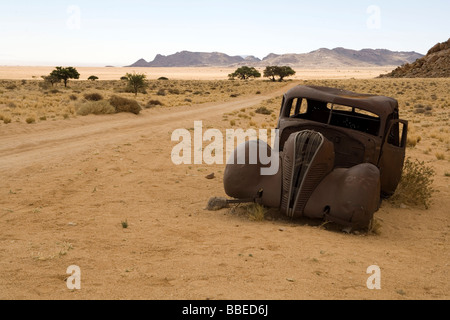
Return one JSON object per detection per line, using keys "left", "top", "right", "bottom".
{"left": 288, "top": 98, "right": 381, "bottom": 136}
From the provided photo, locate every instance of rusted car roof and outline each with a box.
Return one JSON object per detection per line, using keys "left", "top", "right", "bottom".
{"left": 284, "top": 85, "right": 399, "bottom": 118}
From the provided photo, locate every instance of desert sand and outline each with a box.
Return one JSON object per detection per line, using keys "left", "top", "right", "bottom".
{"left": 0, "top": 66, "right": 396, "bottom": 81}
{"left": 0, "top": 69, "right": 448, "bottom": 301}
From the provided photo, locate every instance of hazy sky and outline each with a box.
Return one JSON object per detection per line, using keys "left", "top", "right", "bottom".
{"left": 0, "top": 0, "right": 449, "bottom": 66}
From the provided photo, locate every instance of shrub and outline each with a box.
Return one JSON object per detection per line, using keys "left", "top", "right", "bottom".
{"left": 69, "top": 94, "right": 78, "bottom": 101}
{"left": 413, "top": 104, "right": 434, "bottom": 115}
{"left": 389, "top": 158, "right": 436, "bottom": 209}
{"left": 26, "top": 117, "right": 36, "bottom": 124}
{"left": 84, "top": 92, "right": 103, "bottom": 101}
{"left": 156, "top": 89, "right": 166, "bottom": 96}
{"left": 39, "top": 82, "right": 50, "bottom": 90}
{"left": 109, "top": 95, "right": 141, "bottom": 115}
{"left": 145, "top": 100, "right": 164, "bottom": 108}
{"left": 3, "top": 117, "right": 12, "bottom": 124}
{"left": 255, "top": 106, "right": 272, "bottom": 115}
{"left": 158, "top": 77, "right": 169, "bottom": 81}
{"left": 76, "top": 100, "right": 116, "bottom": 116}
{"left": 168, "top": 88, "right": 180, "bottom": 95}
{"left": 407, "top": 136, "right": 421, "bottom": 148}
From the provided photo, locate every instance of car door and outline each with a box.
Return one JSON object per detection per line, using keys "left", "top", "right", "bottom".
{"left": 378, "top": 119, "right": 408, "bottom": 197}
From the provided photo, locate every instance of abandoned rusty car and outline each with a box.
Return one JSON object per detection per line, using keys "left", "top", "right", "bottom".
{"left": 223, "top": 85, "right": 408, "bottom": 229}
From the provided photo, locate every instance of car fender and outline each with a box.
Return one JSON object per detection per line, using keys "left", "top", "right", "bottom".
{"left": 223, "top": 140, "right": 282, "bottom": 208}
{"left": 304, "top": 163, "right": 381, "bottom": 229}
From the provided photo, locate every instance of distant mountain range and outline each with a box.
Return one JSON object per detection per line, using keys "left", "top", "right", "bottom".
{"left": 127, "top": 48, "right": 423, "bottom": 68}
{"left": 380, "top": 38, "right": 450, "bottom": 78}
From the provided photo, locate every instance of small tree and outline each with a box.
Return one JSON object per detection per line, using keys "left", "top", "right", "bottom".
{"left": 263, "top": 66, "right": 279, "bottom": 82}
{"left": 50, "top": 67, "right": 80, "bottom": 87}
{"left": 88, "top": 75, "right": 99, "bottom": 81}
{"left": 125, "top": 72, "right": 148, "bottom": 96}
{"left": 263, "top": 66, "right": 296, "bottom": 82}
{"left": 277, "top": 66, "right": 296, "bottom": 82}
{"left": 228, "top": 66, "right": 261, "bottom": 80}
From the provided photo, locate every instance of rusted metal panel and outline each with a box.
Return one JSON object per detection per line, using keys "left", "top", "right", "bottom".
{"left": 303, "top": 163, "right": 381, "bottom": 229}
{"left": 223, "top": 140, "right": 282, "bottom": 209}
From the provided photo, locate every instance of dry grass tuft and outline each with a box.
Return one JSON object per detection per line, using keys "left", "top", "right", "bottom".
{"left": 76, "top": 100, "right": 116, "bottom": 116}
{"left": 246, "top": 203, "right": 267, "bottom": 222}
{"left": 84, "top": 92, "right": 104, "bottom": 101}
{"left": 109, "top": 95, "right": 142, "bottom": 115}
{"left": 26, "top": 117, "right": 36, "bottom": 124}
{"left": 389, "top": 158, "right": 436, "bottom": 209}
{"left": 145, "top": 100, "right": 164, "bottom": 109}
{"left": 255, "top": 106, "right": 272, "bottom": 115}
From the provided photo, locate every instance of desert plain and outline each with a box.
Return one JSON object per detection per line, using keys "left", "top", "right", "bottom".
{"left": 0, "top": 66, "right": 448, "bottom": 300}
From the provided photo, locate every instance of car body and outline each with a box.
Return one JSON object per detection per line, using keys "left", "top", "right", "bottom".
{"left": 223, "top": 85, "right": 408, "bottom": 229}
{"left": 277, "top": 85, "right": 408, "bottom": 197}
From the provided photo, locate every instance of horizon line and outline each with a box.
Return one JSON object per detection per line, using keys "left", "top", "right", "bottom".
{"left": 0, "top": 46, "right": 426, "bottom": 68}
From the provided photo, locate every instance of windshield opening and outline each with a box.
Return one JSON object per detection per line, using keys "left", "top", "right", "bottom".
{"left": 285, "top": 98, "right": 381, "bottom": 136}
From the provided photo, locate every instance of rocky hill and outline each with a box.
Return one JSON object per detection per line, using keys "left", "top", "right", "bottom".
{"left": 248, "top": 48, "right": 422, "bottom": 68}
{"left": 127, "top": 51, "right": 246, "bottom": 67}
{"left": 380, "top": 39, "right": 450, "bottom": 78}
{"left": 127, "top": 48, "right": 423, "bottom": 69}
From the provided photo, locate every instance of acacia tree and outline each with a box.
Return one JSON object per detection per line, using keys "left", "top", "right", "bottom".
{"left": 277, "top": 66, "right": 296, "bottom": 82}
{"left": 49, "top": 67, "right": 80, "bottom": 87}
{"left": 228, "top": 66, "right": 261, "bottom": 80}
{"left": 263, "top": 66, "right": 296, "bottom": 82}
{"left": 263, "top": 66, "right": 279, "bottom": 82}
{"left": 88, "top": 75, "right": 99, "bottom": 81}
{"left": 125, "top": 72, "right": 148, "bottom": 96}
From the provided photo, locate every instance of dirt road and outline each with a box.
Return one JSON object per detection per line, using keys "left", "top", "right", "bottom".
{"left": 0, "top": 84, "right": 293, "bottom": 170}
{"left": 0, "top": 83, "right": 448, "bottom": 300}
